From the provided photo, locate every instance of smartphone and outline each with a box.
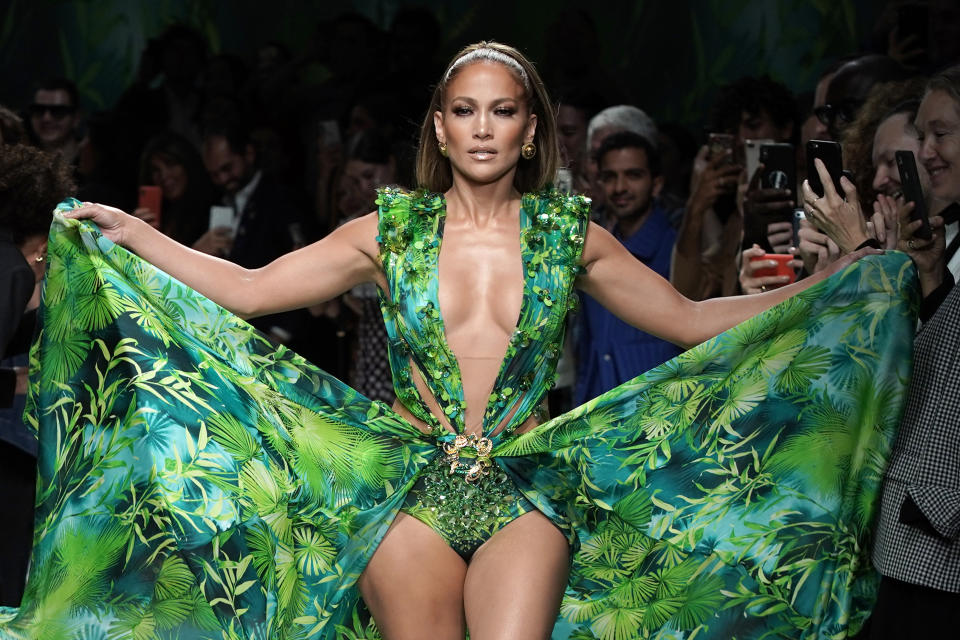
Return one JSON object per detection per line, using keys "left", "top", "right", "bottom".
{"left": 708, "top": 133, "right": 735, "bottom": 164}
{"left": 792, "top": 208, "right": 804, "bottom": 249}
{"left": 759, "top": 143, "right": 796, "bottom": 192}
{"left": 209, "top": 205, "right": 234, "bottom": 231}
{"left": 806, "top": 139, "right": 843, "bottom": 198}
{"left": 750, "top": 254, "right": 797, "bottom": 284}
{"left": 138, "top": 185, "right": 163, "bottom": 227}
{"left": 744, "top": 138, "right": 773, "bottom": 181}
{"left": 895, "top": 150, "right": 932, "bottom": 240}
{"left": 319, "top": 119, "right": 341, "bottom": 147}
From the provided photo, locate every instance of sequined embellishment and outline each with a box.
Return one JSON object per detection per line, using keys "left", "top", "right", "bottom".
{"left": 401, "top": 455, "right": 532, "bottom": 558}
{"left": 442, "top": 433, "right": 494, "bottom": 483}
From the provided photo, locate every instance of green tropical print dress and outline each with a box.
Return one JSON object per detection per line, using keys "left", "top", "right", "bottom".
{"left": 0, "top": 191, "right": 916, "bottom": 640}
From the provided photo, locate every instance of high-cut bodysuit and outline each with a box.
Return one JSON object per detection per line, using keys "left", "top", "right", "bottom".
{"left": 0, "top": 194, "right": 917, "bottom": 640}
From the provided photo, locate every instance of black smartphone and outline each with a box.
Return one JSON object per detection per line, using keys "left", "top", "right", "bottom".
{"left": 759, "top": 143, "right": 796, "bottom": 192}
{"left": 806, "top": 139, "right": 844, "bottom": 198}
{"left": 895, "top": 150, "right": 932, "bottom": 240}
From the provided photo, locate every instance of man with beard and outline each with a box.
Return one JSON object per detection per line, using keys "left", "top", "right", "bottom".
{"left": 574, "top": 131, "right": 681, "bottom": 404}
{"left": 198, "top": 120, "right": 309, "bottom": 346}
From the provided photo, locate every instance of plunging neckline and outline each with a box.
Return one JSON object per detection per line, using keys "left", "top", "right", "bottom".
{"left": 430, "top": 194, "right": 530, "bottom": 437}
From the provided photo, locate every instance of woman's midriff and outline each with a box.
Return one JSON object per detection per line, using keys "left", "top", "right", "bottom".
{"left": 392, "top": 354, "right": 543, "bottom": 438}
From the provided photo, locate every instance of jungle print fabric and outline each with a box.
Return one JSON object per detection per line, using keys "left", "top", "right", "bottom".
{"left": 0, "top": 194, "right": 917, "bottom": 639}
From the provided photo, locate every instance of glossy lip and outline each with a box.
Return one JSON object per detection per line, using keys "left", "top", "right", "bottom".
{"left": 467, "top": 146, "right": 498, "bottom": 159}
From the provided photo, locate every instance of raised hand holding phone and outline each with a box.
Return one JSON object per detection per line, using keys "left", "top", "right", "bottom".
{"left": 133, "top": 185, "right": 163, "bottom": 229}
{"left": 801, "top": 157, "right": 870, "bottom": 254}
{"left": 895, "top": 150, "right": 932, "bottom": 240}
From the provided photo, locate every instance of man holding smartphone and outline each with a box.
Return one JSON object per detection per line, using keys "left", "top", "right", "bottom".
{"left": 199, "top": 119, "right": 308, "bottom": 345}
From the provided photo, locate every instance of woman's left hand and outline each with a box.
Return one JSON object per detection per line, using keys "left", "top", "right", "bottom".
{"left": 801, "top": 158, "right": 869, "bottom": 254}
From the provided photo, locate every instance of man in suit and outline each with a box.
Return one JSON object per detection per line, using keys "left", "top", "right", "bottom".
{"left": 197, "top": 120, "right": 308, "bottom": 344}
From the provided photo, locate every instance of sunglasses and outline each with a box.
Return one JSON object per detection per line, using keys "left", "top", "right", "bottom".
{"left": 813, "top": 100, "right": 862, "bottom": 128}
{"left": 29, "top": 103, "right": 75, "bottom": 119}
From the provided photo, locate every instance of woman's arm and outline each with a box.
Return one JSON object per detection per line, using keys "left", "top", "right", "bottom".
{"left": 65, "top": 203, "right": 383, "bottom": 318}
{"left": 579, "top": 221, "right": 872, "bottom": 349}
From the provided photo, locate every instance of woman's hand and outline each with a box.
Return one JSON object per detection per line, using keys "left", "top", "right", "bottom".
{"left": 739, "top": 244, "right": 797, "bottom": 294}
{"left": 62, "top": 202, "right": 135, "bottom": 246}
{"left": 869, "top": 193, "right": 902, "bottom": 250}
{"left": 687, "top": 145, "right": 742, "bottom": 217}
{"left": 797, "top": 217, "right": 841, "bottom": 274}
{"left": 887, "top": 193, "right": 947, "bottom": 297}
{"left": 801, "top": 158, "right": 869, "bottom": 253}
{"left": 766, "top": 220, "right": 795, "bottom": 254}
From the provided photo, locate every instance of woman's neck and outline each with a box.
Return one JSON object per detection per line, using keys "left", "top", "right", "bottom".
{"left": 445, "top": 172, "right": 521, "bottom": 226}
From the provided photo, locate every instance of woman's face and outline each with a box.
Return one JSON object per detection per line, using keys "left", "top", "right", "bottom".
{"left": 149, "top": 154, "right": 189, "bottom": 201}
{"left": 434, "top": 61, "right": 536, "bottom": 187}
{"left": 916, "top": 89, "right": 960, "bottom": 202}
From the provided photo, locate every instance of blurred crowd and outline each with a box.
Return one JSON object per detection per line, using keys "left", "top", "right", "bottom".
{"left": 2, "top": 2, "right": 960, "bottom": 634}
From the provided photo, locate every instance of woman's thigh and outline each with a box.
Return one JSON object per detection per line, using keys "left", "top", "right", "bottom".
{"left": 463, "top": 510, "right": 570, "bottom": 640}
{"left": 357, "top": 511, "right": 468, "bottom": 640}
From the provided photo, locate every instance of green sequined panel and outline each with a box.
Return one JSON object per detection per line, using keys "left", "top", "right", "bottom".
{"left": 401, "top": 455, "right": 533, "bottom": 558}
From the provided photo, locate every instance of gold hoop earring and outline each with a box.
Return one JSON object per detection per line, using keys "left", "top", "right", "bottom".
{"left": 438, "top": 142, "right": 449, "bottom": 157}
{"left": 521, "top": 142, "right": 537, "bottom": 160}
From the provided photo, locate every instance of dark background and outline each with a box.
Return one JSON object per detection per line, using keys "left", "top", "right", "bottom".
{"left": 0, "top": 0, "right": 882, "bottom": 129}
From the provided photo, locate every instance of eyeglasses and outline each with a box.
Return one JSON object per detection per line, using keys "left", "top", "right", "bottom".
{"left": 29, "top": 103, "right": 75, "bottom": 119}
{"left": 814, "top": 100, "right": 862, "bottom": 128}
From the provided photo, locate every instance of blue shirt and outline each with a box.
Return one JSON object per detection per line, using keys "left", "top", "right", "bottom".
{"left": 574, "top": 204, "right": 682, "bottom": 405}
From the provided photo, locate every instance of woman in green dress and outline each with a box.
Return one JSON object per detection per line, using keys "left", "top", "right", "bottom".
{"left": 2, "top": 42, "right": 913, "bottom": 639}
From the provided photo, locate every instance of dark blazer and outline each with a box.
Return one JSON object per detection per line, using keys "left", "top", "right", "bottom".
{"left": 873, "top": 276, "right": 960, "bottom": 593}
{"left": 229, "top": 176, "right": 305, "bottom": 269}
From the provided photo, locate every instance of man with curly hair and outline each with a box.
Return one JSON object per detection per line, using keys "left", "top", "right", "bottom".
{"left": 0, "top": 143, "right": 74, "bottom": 606}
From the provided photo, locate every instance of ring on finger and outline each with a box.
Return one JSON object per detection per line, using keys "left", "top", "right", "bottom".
{"left": 908, "top": 239, "right": 916, "bottom": 250}
{"left": 760, "top": 285, "right": 767, "bottom": 292}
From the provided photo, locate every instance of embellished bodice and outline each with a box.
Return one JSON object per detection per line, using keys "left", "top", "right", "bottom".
{"left": 375, "top": 187, "right": 589, "bottom": 447}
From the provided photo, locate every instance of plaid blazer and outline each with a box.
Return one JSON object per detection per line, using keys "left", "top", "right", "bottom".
{"left": 873, "top": 280, "right": 960, "bottom": 593}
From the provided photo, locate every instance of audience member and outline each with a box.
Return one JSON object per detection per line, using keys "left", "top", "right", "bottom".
{"left": 26, "top": 78, "right": 82, "bottom": 165}
{"left": 338, "top": 130, "right": 398, "bottom": 404}
{"left": 584, "top": 104, "right": 658, "bottom": 211}
{"left": 820, "top": 54, "right": 911, "bottom": 142}
{"left": 135, "top": 131, "right": 217, "bottom": 245}
{"left": 715, "top": 75, "right": 798, "bottom": 251}
{"left": 574, "top": 132, "right": 681, "bottom": 404}
{"left": 803, "top": 64, "right": 960, "bottom": 640}
{"left": 0, "top": 144, "right": 74, "bottom": 606}
{"left": 553, "top": 87, "right": 606, "bottom": 194}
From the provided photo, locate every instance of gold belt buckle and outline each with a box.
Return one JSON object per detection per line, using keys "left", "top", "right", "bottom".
{"left": 442, "top": 434, "right": 493, "bottom": 483}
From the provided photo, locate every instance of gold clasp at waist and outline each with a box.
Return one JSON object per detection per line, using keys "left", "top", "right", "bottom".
{"left": 442, "top": 434, "right": 493, "bottom": 483}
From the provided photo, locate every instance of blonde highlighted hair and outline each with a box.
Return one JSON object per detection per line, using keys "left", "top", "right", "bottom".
{"left": 416, "top": 42, "right": 559, "bottom": 194}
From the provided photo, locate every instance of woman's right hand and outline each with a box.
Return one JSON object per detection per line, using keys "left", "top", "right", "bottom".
{"left": 62, "top": 202, "right": 134, "bottom": 246}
